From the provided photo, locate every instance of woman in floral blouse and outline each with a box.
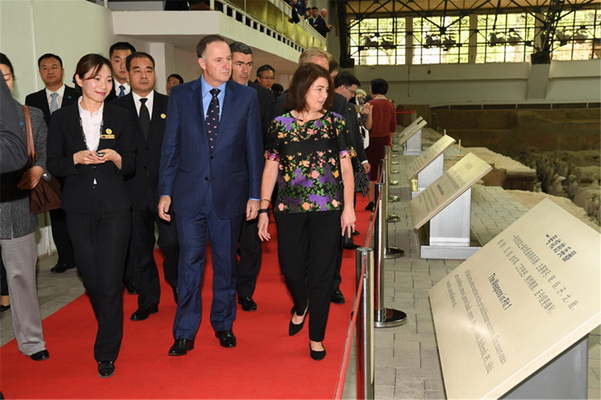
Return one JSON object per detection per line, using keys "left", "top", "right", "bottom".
{"left": 257, "top": 63, "right": 356, "bottom": 361}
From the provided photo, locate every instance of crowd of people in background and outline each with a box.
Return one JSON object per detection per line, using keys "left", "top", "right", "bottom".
{"left": 0, "top": 33, "right": 396, "bottom": 380}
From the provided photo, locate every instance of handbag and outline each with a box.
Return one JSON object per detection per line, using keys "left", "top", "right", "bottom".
{"left": 23, "top": 105, "right": 62, "bottom": 214}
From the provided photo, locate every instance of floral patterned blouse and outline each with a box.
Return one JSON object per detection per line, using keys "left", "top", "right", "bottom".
{"left": 265, "top": 111, "right": 354, "bottom": 214}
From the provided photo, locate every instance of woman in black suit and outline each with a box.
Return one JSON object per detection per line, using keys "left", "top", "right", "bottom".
{"left": 47, "top": 54, "right": 135, "bottom": 378}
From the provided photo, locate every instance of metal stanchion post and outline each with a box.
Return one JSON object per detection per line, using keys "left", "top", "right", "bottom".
{"left": 382, "top": 153, "right": 400, "bottom": 223}
{"left": 374, "top": 177, "right": 407, "bottom": 328}
{"left": 386, "top": 144, "right": 400, "bottom": 203}
{"left": 356, "top": 248, "right": 374, "bottom": 400}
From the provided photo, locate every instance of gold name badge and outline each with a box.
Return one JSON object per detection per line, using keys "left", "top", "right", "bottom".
{"left": 100, "top": 134, "right": 115, "bottom": 139}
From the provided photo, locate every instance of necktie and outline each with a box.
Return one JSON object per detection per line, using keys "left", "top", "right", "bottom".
{"left": 139, "top": 98, "right": 150, "bottom": 139}
{"left": 206, "top": 88, "right": 220, "bottom": 151}
{"left": 49, "top": 92, "right": 59, "bottom": 114}
{"left": 118, "top": 85, "right": 126, "bottom": 97}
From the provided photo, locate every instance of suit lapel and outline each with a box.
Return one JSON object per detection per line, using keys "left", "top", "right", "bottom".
{"left": 190, "top": 79, "right": 205, "bottom": 136}
{"left": 149, "top": 91, "right": 166, "bottom": 141}
{"left": 65, "top": 104, "right": 88, "bottom": 151}
{"left": 37, "top": 90, "right": 51, "bottom": 119}
{"left": 124, "top": 94, "right": 145, "bottom": 140}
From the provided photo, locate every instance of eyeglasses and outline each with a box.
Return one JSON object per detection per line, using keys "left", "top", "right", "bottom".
{"left": 259, "top": 76, "right": 275, "bottom": 80}
{"left": 345, "top": 86, "right": 356, "bottom": 96}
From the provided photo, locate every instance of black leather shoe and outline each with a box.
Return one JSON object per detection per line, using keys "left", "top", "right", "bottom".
{"left": 215, "top": 330, "right": 237, "bottom": 348}
{"left": 169, "top": 339, "right": 194, "bottom": 356}
{"left": 238, "top": 296, "right": 257, "bottom": 312}
{"left": 352, "top": 230, "right": 360, "bottom": 236}
{"left": 365, "top": 201, "right": 375, "bottom": 211}
{"left": 0, "top": 304, "right": 10, "bottom": 312}
{"left": 98, "top": 360, "right": 115, "bottom": 378}
{"left": 344, "top": 243, "right": 360, "bottom": 250}
{"left": 289, "top": 308, "right": 307, "bottom": 336}
{"left": 331, "top": 289, "right": 345, "bottom": 304}
{"left": 50, "top": 263, "right": 76, "bottom": 273}
{"left": 130, "top": 306, "right": 159, "bottom": 321}
{"left": 30, "top": 349, "right": 50, "bottom": 361}
{"left": 310, "top": 344, "right": 326, "bottom": 361}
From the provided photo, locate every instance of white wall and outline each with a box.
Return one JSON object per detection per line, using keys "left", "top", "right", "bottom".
{"left": 355, "top": 59, "right": 601, "bottom": 107}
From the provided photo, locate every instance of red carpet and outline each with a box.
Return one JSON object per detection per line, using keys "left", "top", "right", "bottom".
{"left": 1, "top": 197, "right": 371, "bottom": 399}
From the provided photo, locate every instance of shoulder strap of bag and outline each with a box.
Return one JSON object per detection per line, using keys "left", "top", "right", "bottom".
{"left": 23, "top": 105, "right": 37, "bottom": 162}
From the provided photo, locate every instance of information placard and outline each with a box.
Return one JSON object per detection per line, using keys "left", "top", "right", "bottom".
{"left": 410, "top": 153, "right": 492, "bottom": 229}
{"left": 407, "top": 135, "right": 456, "bottom": 179}
{"left": 398, "top": 119, "right": 428, "bottom": 146}
{"left": 429, "top": 199, "right": 601, "bottom": 399}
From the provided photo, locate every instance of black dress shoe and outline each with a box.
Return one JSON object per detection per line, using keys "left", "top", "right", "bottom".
{"left": 0, "top": 304, "right": 10, "bottom": 312}
{"left": 352, "top": 230, "right": 360, "bottom": 236}
{"left": 310, "top": 344, "right": 326, "bottom": 361}
{"left": 331, "top": 289, "right": 346, "bottom": 304}
{"left": 98, "top": 360, "right": 115, "bottom": 378}
{"left": 50, "top": 263, "right": 76, "bottom": 273}
{"left": 30, "top": 349, "right": 50, "bottom": 361}
{"left": 344, "top": 243, "right": 360, "bottom": 250}
{"left": 215, "top": 330, "right": 237, "bottom": 348}
{"left": 169, "top": 339, "right": 194, "bottom": 356}
{"left": 130, "top": 306, "right": 159, "bottom": 321}
{"left": 238, "top": 296, "right": 257, "bottom": 311}
{"left": 289, "top": 308, "right": 308, "bottom": 336}
{"left": 365, "top": 201, "right": 375, "bottom": 211}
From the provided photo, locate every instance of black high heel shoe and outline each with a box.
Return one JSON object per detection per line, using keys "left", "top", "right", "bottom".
{"left": 309, "top": 343, "right": 326, "bottom": 361}
{"left": 289, "top": 306, "right": 308, "bottom": 336}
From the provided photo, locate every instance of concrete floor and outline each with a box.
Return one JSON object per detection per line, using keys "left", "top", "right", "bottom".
{"left": 1, "top": 145, "right": 599, "bottom": 399}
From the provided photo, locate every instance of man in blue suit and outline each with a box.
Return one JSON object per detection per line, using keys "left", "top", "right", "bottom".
{"left": 158, "top": 35, "right": 263, "bottom": 355}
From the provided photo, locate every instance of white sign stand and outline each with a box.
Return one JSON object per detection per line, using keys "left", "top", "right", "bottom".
{"left": 430, "top": 199, "right": 600, "bottom": 399}
{"left": 410, "top": 153, "right": 492, "bottom": 260}
{"left": 407, "top": 135, "right": 456, "bottom": 199}
{"left": 399, "top": 119, "right": 427, "bottom": 156}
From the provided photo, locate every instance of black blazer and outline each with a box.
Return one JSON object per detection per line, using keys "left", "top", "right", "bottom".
{"left": 25, "top": 85, "right": 78, "bottom": 127}
{"left": 112, "top": 91, "right": 169, "bottom": 208}
{"left": 248, "top": 81, "right": 275, "bottom": 140}
{"left": 46, "top": 102, "right": 136, "bottom": 214}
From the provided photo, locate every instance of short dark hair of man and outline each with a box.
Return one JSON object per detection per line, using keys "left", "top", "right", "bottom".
{"left": 196, "top": 35, "right": 227, "bottom": 58}
{"left": 126, "top": 52, "right": 155, "bottom": 71}
{"left": 38, "top": 53, "right": 63, "bottom": 68}
{"left": 109, "top": 42, "right": 137, "bottom": 58}
{"left": 167, "top": 73, "right": 184, "bottom": 84}
{"left": 285, "top": 63, "right": 334, "bottom": 112}
{"left": 229, "top": 41, "right": 253, "bottom": 56}
{"left": 256, "top": 64, "right": 275, "bottom": 78}
{"left": 370, "top": 78, "right": 389, "bottom": 95}
{"left": 329, "top": 58, "right": 339, "bottom": 74}
{"left": 334, "top": 71, "right": 360, "bottom": 89}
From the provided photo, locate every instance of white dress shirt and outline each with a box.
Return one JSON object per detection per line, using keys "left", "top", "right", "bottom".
{"left": 132, "top": 90, "right": 154, "bottom": 118}
{"left": 77, "top": 97, "right": 103, "bottom": 152}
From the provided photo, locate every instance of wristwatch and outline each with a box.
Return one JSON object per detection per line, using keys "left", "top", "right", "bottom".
{"left": 41, "top": 172, "right": 50, "bottom": 182}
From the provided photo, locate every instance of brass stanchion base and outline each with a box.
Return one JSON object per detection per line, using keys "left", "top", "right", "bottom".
{"left": 390, "top": 180, "right": 399, "bottom": 185}
{"left": 375, "top": 308, "right": 407, "bottom": 328}
{"left": 384, "top": 246, "right": 404, "bottom": 259}
{"left": 391, "top": 161, "right": 399, "bottom": 165}
{"left": 387, "top": 214, "right": 401, "bottom": 222}
{"left": 392, "top": 170, "right": 399, "bottom": 174}
{"left": 389, "top": 195, "right": 400, "bottom": 202}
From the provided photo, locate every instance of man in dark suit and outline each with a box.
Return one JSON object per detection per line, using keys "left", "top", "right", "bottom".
{"left": 25, "top": 53, "right": 77, "bottom": 274}
{"left": 105, "top": 42, "right": 136, "bottom": 103}
{"left": 113, "top": 52, "right": 180, "bottom": 322}
{"left": 159, "top": 35, "right": 263, "bottom": 355}
{"left": 229, "top": 41, "right": 275, "bottom": 312}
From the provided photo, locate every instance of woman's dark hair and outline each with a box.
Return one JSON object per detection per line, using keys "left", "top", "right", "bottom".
{"left": 167, "top": 73, "right": 184, "bottom": 84}
{"left": 285, "top": 63, "right": 333, "bottom": 112}
{"left": 0, "top": 52, "right": 15, "bottom": 76}
{"left": 74, "top": 53, "right": 112, "bottom": 94}
{"left": 370, "top": 78, "right": 389, "bottom": 95}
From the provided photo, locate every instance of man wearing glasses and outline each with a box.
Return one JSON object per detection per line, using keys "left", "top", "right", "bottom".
{"left": 255, "top": 64, "right": 276, "bottom": 90}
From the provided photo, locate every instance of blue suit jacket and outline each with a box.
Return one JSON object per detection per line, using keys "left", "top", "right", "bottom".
{"left": 159, "top": 78, "right": 263, "bottom": 220}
